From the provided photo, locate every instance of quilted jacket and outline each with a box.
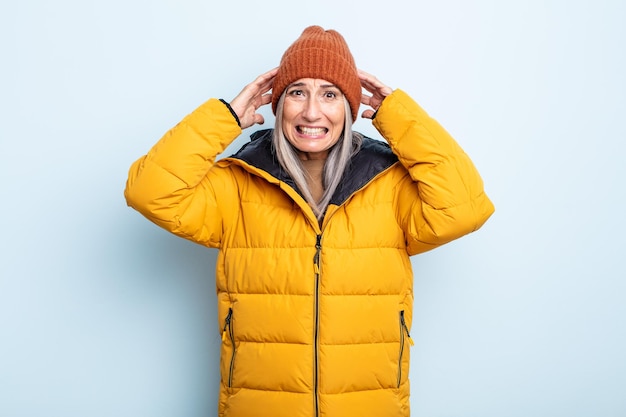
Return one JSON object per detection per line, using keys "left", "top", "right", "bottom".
{"left": 125, "top": 89, "right": 494, "bottom": 417}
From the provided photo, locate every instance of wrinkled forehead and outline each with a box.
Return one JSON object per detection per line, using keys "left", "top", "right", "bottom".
{"left": 286, "top": 78, "right": 341, "bottom": 91}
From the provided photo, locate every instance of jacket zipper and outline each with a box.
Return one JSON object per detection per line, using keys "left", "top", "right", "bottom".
{"left": 310, "top": 177, "right": 391, "bottom": 411}
{"left": 313, "top": 234, "right": 322, "bottom": 417}
{"left": 398, "top": 310, "right": 414, "bottom": 387}
{"left": 222, "top": 307, "right": 236, "bottom": 388}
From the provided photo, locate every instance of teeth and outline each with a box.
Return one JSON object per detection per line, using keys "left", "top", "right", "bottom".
{"left": 299, "top": 127, "right": 326, "bottom": 135}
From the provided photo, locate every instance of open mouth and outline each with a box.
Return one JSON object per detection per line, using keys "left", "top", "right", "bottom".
{"left": 297, "top": 126, "right": 328, "bottom": 136}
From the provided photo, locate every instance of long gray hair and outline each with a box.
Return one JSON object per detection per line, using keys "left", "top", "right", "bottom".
{"left": 273, "top": 92, "right": 363, "bottom": 220}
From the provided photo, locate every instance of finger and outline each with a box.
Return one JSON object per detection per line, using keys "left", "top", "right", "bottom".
{"left": 255, "top": 68, "right": 278, "bottom": 89}
{"left": 260, "top": 93, "right": 273, "bottom": 106}
{"left": 358, "top": 69, "right": 384, "bottom": 86}
{"left": 360, "top": 78, "right": 385, "bottom": 94}
{"left": 359, "top": 78, "right": 381, "bottom": 95}
{"left": 358, "top": 69, "right": 380, "bottom": 87}
{"left": 357, "top": 69, "right": 374, "bottom": 80}
{"left": 241, "top": 69, "right": 277, "bottom": 99}
{"left": 361, "top": 109, "right": 375, "bottom": 119}
{"left": 250, "top": 93, "right": 272, "bottom": 111}
{"left": 358, "top": 69, "right": 392, "bottom": 93}
{"left": 361, "top": 93, "right": 372, "bottom": 106}
{"left": 255, "top": 67, "right": 279, "bottom": 83}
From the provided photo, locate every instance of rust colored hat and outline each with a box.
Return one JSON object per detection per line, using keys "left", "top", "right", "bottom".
{"left": 271, "top": 25, "right": 361, "bottom": 122}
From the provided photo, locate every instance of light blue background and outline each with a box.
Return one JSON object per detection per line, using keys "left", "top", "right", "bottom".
{"left": 1, "top": 0, "right": 625, "bottom": 416}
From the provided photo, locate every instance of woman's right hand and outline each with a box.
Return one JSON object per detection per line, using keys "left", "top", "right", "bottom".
{"left": 229, "top": 68, "right": 278, "bottom": 129}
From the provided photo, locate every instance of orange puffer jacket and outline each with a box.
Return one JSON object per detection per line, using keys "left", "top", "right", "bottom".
{"left": 125, "top": 89, "right": 494, "bottom": 417}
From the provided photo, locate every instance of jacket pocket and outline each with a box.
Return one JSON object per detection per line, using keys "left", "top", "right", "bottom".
{"left": 397, "top": 310, "right": 414, "bottom": 387}
{"left": 222, "top": 307, "right": 236, "bottom": 388}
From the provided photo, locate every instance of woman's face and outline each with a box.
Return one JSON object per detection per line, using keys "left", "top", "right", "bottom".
{"left": 281, "top": 78, "right": 346, "bottom": 160}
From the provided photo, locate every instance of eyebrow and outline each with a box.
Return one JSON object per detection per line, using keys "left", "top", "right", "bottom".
{"left": 288, "top": 82, "right": 339, "bottom": 89}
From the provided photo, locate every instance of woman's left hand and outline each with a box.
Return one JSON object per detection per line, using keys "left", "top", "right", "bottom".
{"left": 358, "top": 70, "right": 393, "bottom": 119}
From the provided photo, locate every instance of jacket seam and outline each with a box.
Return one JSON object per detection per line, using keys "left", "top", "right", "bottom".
{"left": 227, "top": 386, "right": 313, "bottom": 394}
{"left": 234, "top": 340, "right": 400, "bottom": 345}
{"left": 225, "top": 293, "right": 403, "bottom": 296}
{"left": 322, "top": 386, "right": 404, "bottom": 395}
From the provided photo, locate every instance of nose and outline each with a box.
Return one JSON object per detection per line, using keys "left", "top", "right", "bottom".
{"left": 302, "top": 96, "right": 321, "bottom": 121}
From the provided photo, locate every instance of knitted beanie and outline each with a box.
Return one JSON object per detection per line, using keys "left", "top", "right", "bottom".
{"left": 271, "top": 26, "right": 361, "bottom": 122}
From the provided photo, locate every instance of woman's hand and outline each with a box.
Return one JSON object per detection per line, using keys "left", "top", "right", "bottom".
{"left": 229, "top": 68, "right": 278, "bottom": 129}
{"left": 358, "top": 69, "right": 393, "bottom": 119}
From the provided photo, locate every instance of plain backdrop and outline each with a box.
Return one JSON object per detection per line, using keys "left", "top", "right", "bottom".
{"left": 1, "top": 1, "right": 625, "bottom": 416}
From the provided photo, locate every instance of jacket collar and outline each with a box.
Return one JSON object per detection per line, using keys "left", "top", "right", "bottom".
{"left": 226, "top": 129, "right": 398, "bottom": 207}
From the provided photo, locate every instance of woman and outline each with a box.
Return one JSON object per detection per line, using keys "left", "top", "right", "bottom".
{"left": 125, "top": 26, "right": 494, "bottom": 417}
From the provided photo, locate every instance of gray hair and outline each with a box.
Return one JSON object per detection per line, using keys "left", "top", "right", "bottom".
{"left": 273, "top": 92, "right": 363, "bottom": 221}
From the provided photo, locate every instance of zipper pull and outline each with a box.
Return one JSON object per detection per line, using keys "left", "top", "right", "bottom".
{"left": 313, "top": 234, "right": 322, "bottom": 274}
{"left": 222, "top": 308, "right": 233, "bottom": 342}
{"left": 401, "top": 311, "right": 415, "bottom": 346}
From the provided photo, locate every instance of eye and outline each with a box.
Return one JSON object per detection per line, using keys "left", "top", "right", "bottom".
{"left": 288, "top": 89, "right": 304, "bottom": 96}
{"left": 324, "top": 91, "right": 337, "bottom": 99}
